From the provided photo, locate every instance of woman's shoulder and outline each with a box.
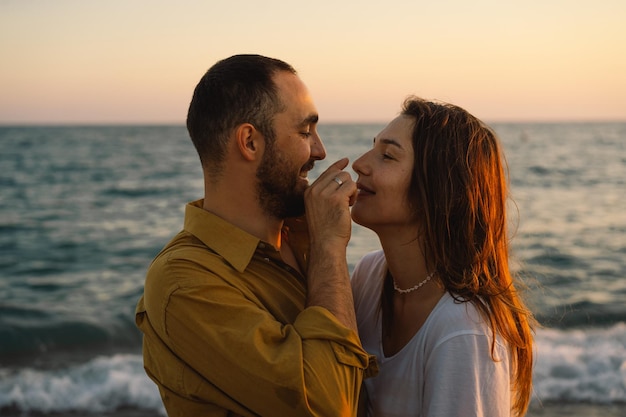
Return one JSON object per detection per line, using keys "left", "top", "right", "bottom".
{"left": 426, "top": 293, "right": 491, "bottom": 338}
{"left": 423, "top": 293, "right": 509, "bottom": 361}
{"left": 357, "top": 249, "right": 385, "bottom": 265}
{"left": 352, "top": 250, "right": 385, "bottom": 279}
{"left": 351, "top": 250, "right": 386, "bottom": 306}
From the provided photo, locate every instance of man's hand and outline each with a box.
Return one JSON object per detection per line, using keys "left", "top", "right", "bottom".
{"left": 304, "top": 158, "right": 358, "bottom": 248}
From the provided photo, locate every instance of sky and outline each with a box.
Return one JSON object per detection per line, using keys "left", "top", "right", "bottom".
{"left": 1, "top": 0, "right": 625, "bottom": 124}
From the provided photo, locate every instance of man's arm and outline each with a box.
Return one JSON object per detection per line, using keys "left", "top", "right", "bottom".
{"left": 304, "top": 158, "right": 359, "bottom": 332}
{"left": 147, "top": 270, "right": 368, "bottom": 417}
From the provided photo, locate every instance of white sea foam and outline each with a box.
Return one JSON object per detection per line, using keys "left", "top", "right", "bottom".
{"left": 1, "top": 324, "right": 625, "bottom": 414}
{"left": 0, "top": 354, "right": 166, "bottom": 414}
{"left": 532, "top": 322, "right": 626, "bottom": 404}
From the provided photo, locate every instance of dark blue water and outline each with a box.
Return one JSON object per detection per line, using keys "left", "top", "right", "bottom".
{"left": 0, "top": 123, "right": 624, "bottom": 414}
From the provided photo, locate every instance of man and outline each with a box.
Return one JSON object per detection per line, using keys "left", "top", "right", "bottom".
{"left": 135, "top": 54, "right": 375, "bottom": 416}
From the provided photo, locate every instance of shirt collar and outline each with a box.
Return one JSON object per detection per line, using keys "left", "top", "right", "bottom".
{"left": 184, "top": 199, "right": 260, "bottom": 273}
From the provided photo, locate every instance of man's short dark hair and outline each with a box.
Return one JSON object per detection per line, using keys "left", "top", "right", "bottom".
{"left": 186, "top": 54, "right": 296, "bottom": 177}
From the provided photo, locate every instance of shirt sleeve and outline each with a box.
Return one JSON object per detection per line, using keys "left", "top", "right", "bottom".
{"left": 422, "top": 332, "right": 511, "bottom": 417}
{"left": 150, "top": 261, "right": 370, "bottom": 417}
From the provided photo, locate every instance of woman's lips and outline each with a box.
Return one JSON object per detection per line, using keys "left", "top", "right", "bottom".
{"left": 357, "top": 183, "right": 375, "bottom": 196}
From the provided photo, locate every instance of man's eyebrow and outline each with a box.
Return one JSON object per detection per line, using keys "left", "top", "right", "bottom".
{"left": 299, "top": 113, "right": 319, "bottom": 127}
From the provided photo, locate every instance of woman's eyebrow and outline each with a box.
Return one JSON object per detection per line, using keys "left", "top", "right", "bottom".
{"left": 374, "top": 137, "right": 405, "bottom": 149}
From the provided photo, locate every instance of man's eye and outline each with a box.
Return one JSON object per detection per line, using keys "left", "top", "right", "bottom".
{"left": 300, "top": 132, "right": 311, "bottom": 138}
{"left": 382, "top": 153, "right": 393, "bottom": 160}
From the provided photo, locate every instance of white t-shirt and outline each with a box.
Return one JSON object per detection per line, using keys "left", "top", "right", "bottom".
{"left": 352, "top": 250, "right": 512, "bottom": 417}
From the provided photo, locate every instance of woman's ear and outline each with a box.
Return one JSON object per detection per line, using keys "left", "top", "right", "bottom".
{"left": 235, "top": 123, "right": 263, "bottom": 161}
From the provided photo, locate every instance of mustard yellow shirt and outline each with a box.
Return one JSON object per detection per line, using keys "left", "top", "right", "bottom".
{"left": 135, "top": 200, "right": 374, "bottom": 417}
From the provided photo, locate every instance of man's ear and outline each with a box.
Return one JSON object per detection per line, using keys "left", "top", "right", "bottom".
{"left": 235, "top": 123, "right": 263, "bottom": 161}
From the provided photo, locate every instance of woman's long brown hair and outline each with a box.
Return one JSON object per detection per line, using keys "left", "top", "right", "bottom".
{"left": 386, "top": 97, "right": 536, "bottom": 416}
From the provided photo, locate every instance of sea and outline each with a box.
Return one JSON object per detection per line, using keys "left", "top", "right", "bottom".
{"left": 0, "top": 122, "right": 625, "bottom": 416}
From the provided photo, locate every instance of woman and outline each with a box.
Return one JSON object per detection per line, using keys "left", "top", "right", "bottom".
{"left": 351, "top": 97, "right": 535, "bottom": 417}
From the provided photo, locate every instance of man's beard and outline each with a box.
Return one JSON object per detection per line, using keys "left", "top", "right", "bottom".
{"left": 256, "top": 146, "right": 311, "bottom": 220}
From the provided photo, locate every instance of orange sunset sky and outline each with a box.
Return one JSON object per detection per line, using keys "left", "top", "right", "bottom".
{"left": 1, "top": 0, "right": 625, "bottom": 124}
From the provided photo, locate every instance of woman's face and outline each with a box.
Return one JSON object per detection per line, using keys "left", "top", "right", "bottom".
{"left": 351, "top": 115, "right": 416, "bottom": 233}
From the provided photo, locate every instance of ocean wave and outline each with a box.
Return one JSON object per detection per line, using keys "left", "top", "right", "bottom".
{"left": 536, "top": 301, "right": 626, "bottom": 329}
{"left": 0, "top": 354, "right": 164, "bottom": 415}
{"left": 0, "top": 324, "right": 624, "bottom": 414}
{"left": 0, "top": 312, "right": 141, "bottom": 359}
{"left": 532, "top": 322, "right": 626, "bottom": 404}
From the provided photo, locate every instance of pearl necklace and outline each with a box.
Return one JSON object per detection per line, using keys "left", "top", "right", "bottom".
{"left": 392, "top": 271, "right": 436, "bottom": 294}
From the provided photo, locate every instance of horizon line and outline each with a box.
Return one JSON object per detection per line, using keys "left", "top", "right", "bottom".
{"left": 2, "top": 118, "right": 626, "bottom": 127}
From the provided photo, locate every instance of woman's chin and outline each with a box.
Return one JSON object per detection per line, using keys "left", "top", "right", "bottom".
{"left": 350, "top": 207, "right": 371, "bottom": 229}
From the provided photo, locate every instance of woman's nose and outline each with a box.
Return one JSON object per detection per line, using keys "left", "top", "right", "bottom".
{"left": 352, "top": 152, "right": 367, "bottom": 175}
